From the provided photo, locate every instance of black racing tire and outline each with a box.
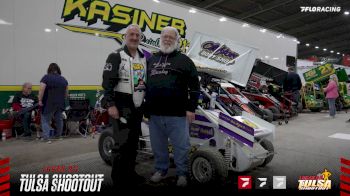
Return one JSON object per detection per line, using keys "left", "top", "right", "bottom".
{"left": 98, "top": 127, "right": 115, "bottom": 166}
{"left": 259, "top": 140, "right": 274, "bottom": 167}
{"left": 189, "top": 148, "right": 228, "bottom": 184}
{"left": 297, "top": 102, "right": 303, "bottom": 113}
{"left": 268, "top": 106, "right": 280, "bottom": 121}
{"left": 262, "top": 109, "right": 273, "bottom": 122}
{"left": 310, "top": 108, "right": 321, "bottom": 112}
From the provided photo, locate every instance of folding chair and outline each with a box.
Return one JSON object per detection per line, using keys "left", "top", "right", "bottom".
{"left": 65, "top": 99, "right": 92, "bottom": 138}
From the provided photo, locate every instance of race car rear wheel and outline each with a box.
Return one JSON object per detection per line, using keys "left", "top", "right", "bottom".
{"left": 262, "top": 109, "right": 273, "bottom": 122}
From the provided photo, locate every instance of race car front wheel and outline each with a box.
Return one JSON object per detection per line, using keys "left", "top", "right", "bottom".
{"left": 98, "top": 127, "right": 115, "bottom": 166}
{"left": 189, "top": 148, "right": 228, "bottom": 184}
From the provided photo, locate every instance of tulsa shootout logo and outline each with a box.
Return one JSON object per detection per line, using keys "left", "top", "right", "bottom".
{"left": 19, "top": 174, "right": 104, "bottom": 192}
{"left": 19, "top": 165, "right": 104, "bottom": 192}
{"left": 298, "top": 169, "right": 332, "bottom": 190}
{"left": 199, "top": 41, "right": 239, "bottom": 66}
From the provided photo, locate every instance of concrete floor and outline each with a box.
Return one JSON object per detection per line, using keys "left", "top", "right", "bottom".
{"left": 1, "top": 111, "right": 349, "bottom": 194}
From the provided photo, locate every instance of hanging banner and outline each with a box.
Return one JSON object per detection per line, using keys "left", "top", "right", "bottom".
{"left": 187, "top": 32, "right": 258, "bottom": 87}
{"left": 303, "top": 63, "right": 335, "bottom": 82}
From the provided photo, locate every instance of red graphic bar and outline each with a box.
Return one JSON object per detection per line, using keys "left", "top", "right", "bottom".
{"left": 342, "top": 166, "right": 350, "bottom": 175}
{"left": 0, "top": 158, "right": 9, "bottom": 196}
{"left": 341, "top": 191, "right": 350, "bottom": 196}
{"left": 0, "top": 159, "right": 9, "bottom": 167}
{"left": 342, "top": 158, "right": 350, "bottom": 167}
{"left": 0, "top": 174, "right": 10, "bottom": 184}
{"left": 0, "top": 167, "right": 9, "bottom": 175}
{"left": 0, "top": 183, "right": 9, "bottom": 192}
{"left": 341, "top": 175, "right": 350, "bottom": 185}
{"left": 341, "top": 182, "right": 350, "bottom": 192}
{"left": 0, "top": 191, "right": 9, "bottom": 196}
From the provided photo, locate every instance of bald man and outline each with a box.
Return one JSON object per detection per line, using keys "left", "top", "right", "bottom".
{"left": 101, "top": 24, "right": 146, "bottom": 187}
{"left": 12, "top": 82, "right": 38, "bottom": 138}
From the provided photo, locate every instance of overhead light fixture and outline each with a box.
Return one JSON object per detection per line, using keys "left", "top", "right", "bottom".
{"left": 330, "top": 50, "right": 334, "bottom": 53}
{"left": 153, "top": 0, "right": 160, "bottom": 3}
{"left": 315, "top": 46, "right": 319, "bottom": 49}
{"left": 276, "top": 34, "right": 283, "bottom": 39}
{"left": 219, "top": 17, "right": 227, "bottom": 22}
{"left": 343, "top": 54, "right": 345, "bottom": 56}
{"left": 345, "top": 11, "right": 350, "bottom": 15}
{"left": 189, "top": 8, "right": 196, "bottom": 13}
{"left": 272, "top": 57, "right": 279, "bottom": 60}
{"left": 95, "top": 33, "right": 100, "bottom": 36}
{"left": 323, "top": 48, "right": 327, "bottom": 51}
{"left": 306, "top": 43, "right": 310, "bottom": 47}
{"left": 265, "top": 56, "right": 269, "bottom": 59}
{"left": 337, "top": 52, "right": 340, "bottom": 55}
{"left": 242, "top": 23, "right": 249, "bottom": 27}
{"left": 44, "top": 28, "right": 52, "bottom": 33}
{"left": 260, "top": 29, "right": 266, "bottom": 33}
{"left": 55, "top": 28, "right": 59, "bottom": 32}
{"left": 0, "top": 19, "right": 12, "bottom": 25}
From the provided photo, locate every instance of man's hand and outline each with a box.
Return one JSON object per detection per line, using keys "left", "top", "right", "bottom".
{"left": 108, "top": 106, "right": 119, "bottom": 119}
{"left": 186, "top": 111, "right": 195, "bottom": 123}
{"left": 38, "top": 101, "right": 43, "bottom": 107}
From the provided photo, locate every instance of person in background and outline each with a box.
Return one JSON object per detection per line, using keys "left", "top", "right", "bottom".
{"left": 12, "top": 82, "right": 38, "bottom": 138}
{"left": 324, "top": 74, "right": 339, "bottom": 118}
{"left": 146, "top": 26, "right": 200, "bottom": 187}
{"left": 283, "top": 67, "right": 302, "bottom": 107}
{"left": 38, "top": 63, "right": 68, "bottom": 143}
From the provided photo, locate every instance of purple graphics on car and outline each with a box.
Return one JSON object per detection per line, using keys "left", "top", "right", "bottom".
{"left": 189, "top": 114, "right": 215, "bottom": 139}
{"left": 218, "top": 112, "right": 254, "bottom": 148}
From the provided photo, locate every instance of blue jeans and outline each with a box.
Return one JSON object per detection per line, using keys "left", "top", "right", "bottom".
{"left": 328, "top": 98, "right": 336, "bottom": 117}
{"left": 149, "top": 115, "right": 190, "bottom": 176}
{"left": 292, "top": 90, "right": 300, "bottom": 107}
{"left": 41, "top": 109, "right": 63, "bottom": 140}
{"left": 22, "top": 112, "right": 32, "bottom": 136}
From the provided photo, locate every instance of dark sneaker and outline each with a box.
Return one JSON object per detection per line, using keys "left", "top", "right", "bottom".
{"left": 150, "top": 171, "right": 166, "bottom": 183}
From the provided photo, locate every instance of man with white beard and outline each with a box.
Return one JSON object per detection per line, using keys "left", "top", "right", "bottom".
{"left": 145, "top": 26, "right": 200, "bottom": 187}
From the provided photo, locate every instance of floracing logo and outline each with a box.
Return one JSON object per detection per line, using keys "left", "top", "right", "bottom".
{"left": 300, "top": 6, "right": 341, "bottom": 12}
{"left": 298, "top": 169, "right": 332, "bottom": 190}
{"left": 238, "top": 176, "right": 252, "bottom": 189}
{"left": 255, "top": 177, "right": 269, "bottom": 189}
{"left": 273, "top": 176, "right": 286, "bottom": 189}
{"left": 58, "top": 0, "right": 190, "bottom": 51}
{"left": 199, "top": 41, "right": 240, "bottom": 65}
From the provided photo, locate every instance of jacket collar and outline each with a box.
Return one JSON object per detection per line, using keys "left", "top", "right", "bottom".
{"left": 157, "top": 50, "right": 180, "bottom": 57}
{"left": 123, "top": 45, "right": 145, "bottom": 58}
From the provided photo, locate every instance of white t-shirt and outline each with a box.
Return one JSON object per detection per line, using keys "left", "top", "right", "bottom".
{"left": 131, "top": 52, "right": 146, "bottom": 108}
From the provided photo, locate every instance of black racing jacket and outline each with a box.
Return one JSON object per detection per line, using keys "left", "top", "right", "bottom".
{"left": 101, "top": 46, "right": 145, "bottom": 109}
{"left": 145, "top": 50, "right": 200, "bottom": 116}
